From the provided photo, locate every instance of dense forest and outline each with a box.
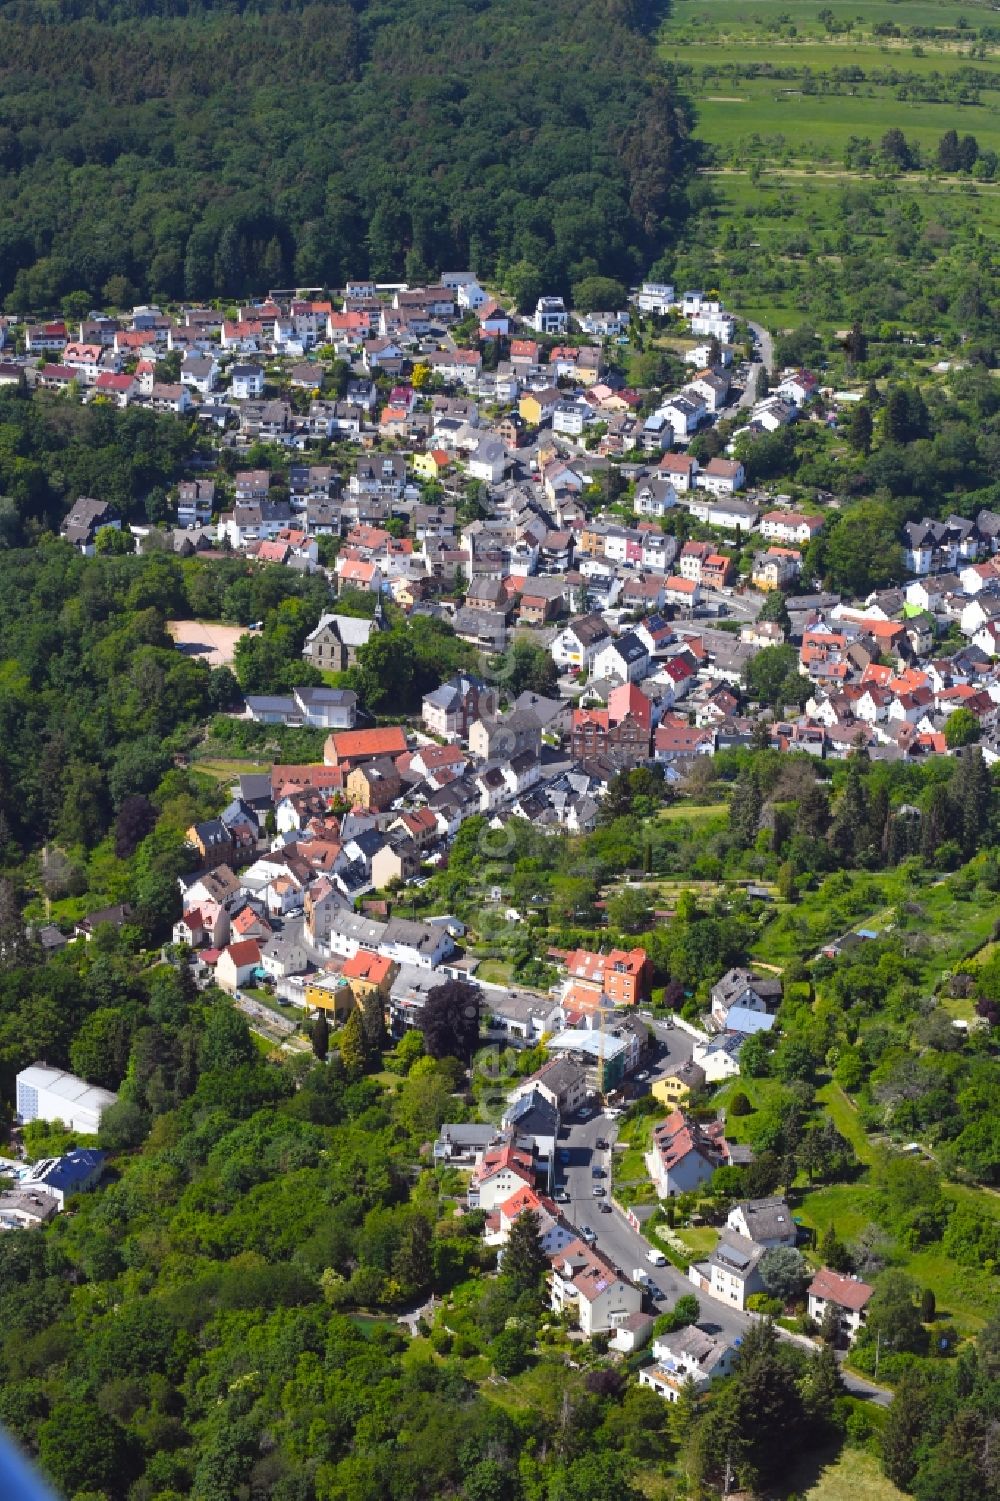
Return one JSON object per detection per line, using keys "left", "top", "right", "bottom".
{"left": 0, "top": 0, "right": 694, "bottom": 309}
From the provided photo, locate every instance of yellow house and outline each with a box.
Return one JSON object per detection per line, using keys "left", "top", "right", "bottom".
{"left": 519, "top": 388, "right": 559, "bottom": 426}
{"left": 342, "top": 950, "right": 397, "bottom": 1005}
{"left": 304, "top": 973, "right": 353, "bottom": 1019}
{"left": 413, "top": 449, "right": 451, "bottom": 481}
{"left": 652, "top": 1059, "right": 706, "bottom": 1110}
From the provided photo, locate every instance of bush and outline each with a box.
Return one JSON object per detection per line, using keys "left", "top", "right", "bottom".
{"left": 746, "top": 1293, "right": 783, "bottom": 1316}
{"left": 729, "top": 1091, "right": 753, "bottom": 1117}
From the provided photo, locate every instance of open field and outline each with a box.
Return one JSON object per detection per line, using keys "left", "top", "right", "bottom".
{"left": 659, "top": 0, "right": 1000, "bottom": 328}
{"left": 191, "top": 755, "right": 269, "bottom": 786}
{"left": 657, "top": 801, "right": 729, "bottom": 823}
{"left": 167, "top": 619, "right": 249, "bottom": 667}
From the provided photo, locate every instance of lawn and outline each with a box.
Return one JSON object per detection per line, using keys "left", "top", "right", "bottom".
{"left": 191, "top": 754, "right": 268, "bottom": 787}
{"left": 816, "top": 1082, "right": 875, "bottom": 1166}
{"left": 657, "top": 801, "right": 729, "bottom": 824}
{"left": 475, "top": 959, "right": 514, "bottom": 984}
{"left": 787, "top": 1444, "right": 905, "bottom": 1501}
{"left": 712, "top": 1076, "right": 790, "bottom": 1142}
{"left": 796, "top": 1180, "right": 874, "bottom": 1253}
{"left": 673, "top": 1225, "right": 719, "bottom": 1261}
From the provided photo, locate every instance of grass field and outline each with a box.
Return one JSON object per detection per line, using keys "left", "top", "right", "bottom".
{"left": 792, "top": 1445, "right": 905, "bottom": 1501}
{"left": 191, "top": 755, "right": 268, "bottom": 787}
{"left": 660, "top": 0, "right": 1000, "bottom": 328}
{"left": 816, "top": 1082, "right": 876, "bottom": 1165}
{"left": 657, "top": 801, "right": 729, "bottom": 823}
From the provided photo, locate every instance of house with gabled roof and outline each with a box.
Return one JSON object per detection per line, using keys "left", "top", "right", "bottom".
{"left": 647, "top": 1109, "right": 725, "bottom": 1197}
{"left": 548, "top": 1237, "right": 643, "bottom": 1336}
{"left": 807, "top": 1267, "right": 874, "bottom": 1343}
{"left": 639, "top": 1324, "right": 737, "bottom": 1401}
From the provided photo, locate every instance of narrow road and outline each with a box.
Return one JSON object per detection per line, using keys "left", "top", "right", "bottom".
{"left": 738, "top": 319, "right": 774, "bottom": 410}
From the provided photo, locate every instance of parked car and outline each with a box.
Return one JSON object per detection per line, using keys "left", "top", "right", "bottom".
{"left": 598, "top": 1202, "right": 612, "bottom": 1214}
{"left": 592, "top": 1186, "right": 606, "bottom": 1197}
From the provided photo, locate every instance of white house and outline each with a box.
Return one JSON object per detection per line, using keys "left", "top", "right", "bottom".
{"left": 686, "top": 497, "right": 758, "bottom": 533}
{"left": 532, "top": 297, "right": 568, "bottom": 335}
{"left": 693, "top": 1233, "right": 766, "bottom": 1310}
{"left": 807, "top": 1267, "right": 874, "bottom": 1343}
{"left": 646, "top": 1110, "right": 723, "bottom": 1198}
{"left": 661, "top": 394, "right": 704, "bottom": 437}
{"left": 231, "top": 364, "right": 265, "bottom": 400}
{"left": 690, "top": 310, "right": 735, "bottom": 342}
{"left": 215, "top": 939, "right": 262, "bottom": 992}
{"left": 726, "top": 1197, "right": 797, "bottom": 1249}
{"left": 550, "top": 614, "right": 611, "bottom": 670}
{"left": 760, "top": 510, "right": 823, "bottom": 546}
{"left": 592, "top": 632, "right": 651, "bottom": 684}
{"left": 549, "top": 1241, "right": 643, "bottom": 1337}
{"left": 634, "top": 477, "right": 679, "bottom": 518}
{"left": 639, "top": 1325, "right": 737, "bottom": 1401}
{"left": 635, "top": 282, "right": 675, "bottom": 316}
{"left": 467, "top": 437, "right": 507, "bottom": 484}
{"left": 695, "top": 458, "right": 745, "bottom": 497}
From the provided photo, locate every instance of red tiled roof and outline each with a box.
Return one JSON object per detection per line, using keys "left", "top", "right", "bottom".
{"left": 808, "top": 1267, "right": 873, "bottom": 1310}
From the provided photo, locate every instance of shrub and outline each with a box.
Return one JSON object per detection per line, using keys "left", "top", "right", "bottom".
{"left": 729, "top": 1091, "right": 753, "bottom": 1117}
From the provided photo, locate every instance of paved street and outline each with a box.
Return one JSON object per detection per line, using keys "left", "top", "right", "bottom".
{"left": 738, "top": 318, "right": 774, "bottom": 410}
{"left": 554, "top": 1029, "right": 892, "bottom": 1404}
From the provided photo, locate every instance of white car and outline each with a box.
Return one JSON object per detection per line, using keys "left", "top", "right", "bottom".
{"left": 646, "top": 1248, "right": 667, "bottom": 1267}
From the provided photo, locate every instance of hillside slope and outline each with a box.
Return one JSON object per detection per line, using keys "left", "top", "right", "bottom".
{"left": 0, "top": 0, "right": 694, "bottom": 307}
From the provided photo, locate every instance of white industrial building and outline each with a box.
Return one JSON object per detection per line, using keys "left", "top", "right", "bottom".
{"left": 15, "top": 1065, "right": 118, "bottom": 1135}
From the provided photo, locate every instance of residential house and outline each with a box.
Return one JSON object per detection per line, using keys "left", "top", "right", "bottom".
{"left": 659, "top": 453, "right": 698, "bottom": 493}
{"left": 710, "top": 967, "right": 782, "bottom": 1030}
{"left": 509, "top": 1056, "right": 588, "bottom": 1116}
{"left": 695, "top": 458, "right": 745, "bottom": 496}
{"left": 550, "top": 614, "right": 611, "bottom": 671}
{"left": 592, "top": 632, "right": 651, "bottom": 685}
{"left": 807, "top": 1268, "right": 874, "bottom": 1343}
{"left": 231, "top": 364, "right": 265, "bottom": 400}
{"left": 652, "top": 1059, "right": 707, "bottom": 1111}
{"left": 760, "top": 510, "right": 824, "bottom": 547}
{"left": 370, "top": 832, "right": 421, "bottom": 889}
{"left": 346, "top": 758, "right": 402, "bottom": 813}
{"left": 639, "top": 1326, "right": 737, "bottom": 1401}
{"left": 60, "top": 497, "right": 120, "bottom": 554}
{"left": 532, "top": 297, "right": 568, "bottom": 335}
{"left": 646, "top": 1109, "right": 725, "bottom": 1197}
{"left": 0, "top": 1187, "right": 60, "bottom": 1231}
{"left": 752, "top": 546, "right": 801, "bottom": 592}
{"left": 548, "top": 1239, "right": 643, "bottom": 1336}
{"left": 381, "top": 916, "right": 454, "bottom": 969}
{"left": 422, "top": 674, "right": 498, "bottom": 741}
{"left": 560, "top": 946, "right": 651, "bottom": 1008}
{"left": 691, "top": 1233, "right": 766, "bottom": 1310}
{"left": 186, "top": 819, "right": 235, "bottom": 871}
{"left": 176, "top": 480, "right": 215, "bottom": 528}
{"left": 570, "top": 682, "right": 652, "bottom": 769}
{"left": 726, "top": 1197, "right": 797, "bottom": 1249}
